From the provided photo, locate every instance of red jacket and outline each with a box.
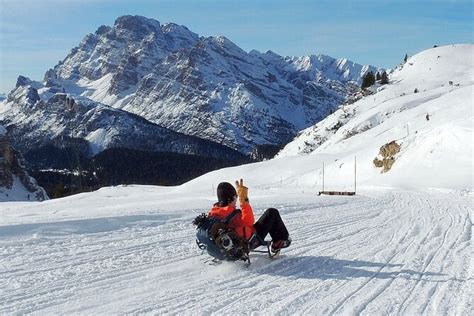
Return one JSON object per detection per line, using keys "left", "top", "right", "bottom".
{"left": 208, "top": 203, "right": 255, "bottom": 240}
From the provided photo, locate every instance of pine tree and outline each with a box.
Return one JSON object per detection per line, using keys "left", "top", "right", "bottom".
{"left": 361, "top": 71, "right": 375, "bottom": 89}
{"left": 376, "top": 72, "right": 381, "bottom": 81}
{"left": 404, "top": 54, "right": 408, "bottom": 63}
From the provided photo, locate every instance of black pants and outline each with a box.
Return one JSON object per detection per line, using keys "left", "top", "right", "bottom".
{"left": 253, "top": 208, "right": 289, "bottom": 242}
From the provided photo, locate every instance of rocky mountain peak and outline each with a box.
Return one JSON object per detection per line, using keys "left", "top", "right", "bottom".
{"left": 16, "top": 75, "right": 34, "bottom": 88}
{"left": 7, "top": 81, "right": 40, "bottom": 107}
{"left": 95, "top": 25, "right": 112, "bottom": 35}
{"left": 114, "top": 15, "right": 161, "bottom": 34}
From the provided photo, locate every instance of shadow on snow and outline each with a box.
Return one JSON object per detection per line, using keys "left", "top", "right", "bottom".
{"left": 252, "top": 255, "right": 446, "bottom": 282}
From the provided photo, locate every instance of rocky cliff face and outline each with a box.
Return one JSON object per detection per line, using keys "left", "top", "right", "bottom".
{"left": 0, "top": 127, "right": 48, "bottom": 201}
{"left": 29, "top": 15, "right": 379, "bottom": 154}
{"left": 1, "top": 84, "right": 244, "bottom": 160}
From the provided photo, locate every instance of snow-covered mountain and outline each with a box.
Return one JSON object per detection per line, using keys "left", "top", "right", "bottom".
{"left": 2, "top": 15, "right": 378, "bottom": 155}
{"left": 1, "top": 80, "right": 242, "bottom": 160}
{"left": 0, "top": 123, "right": 48, "bottom": 202}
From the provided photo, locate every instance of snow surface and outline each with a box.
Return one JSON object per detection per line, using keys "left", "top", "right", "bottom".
{"left": 0, "top": 45, "right": 472, "bottom": 314}
{"left": 0, "top": 184, "right": 472, "bottom": 314}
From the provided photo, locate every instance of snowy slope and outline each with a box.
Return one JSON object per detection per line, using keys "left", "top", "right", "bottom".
{"left": 0, "top": 176, "right": 45, "bottom": 202}
{"left": 0, "top": 45, "right": 472, "bottom": 314}
{"left": 277, "top": 44, "right": 473, "bottom": 190}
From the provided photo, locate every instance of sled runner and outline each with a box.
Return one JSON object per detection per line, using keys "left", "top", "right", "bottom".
{"left": 250, "top": 239, "right": 282, "bottom": 258}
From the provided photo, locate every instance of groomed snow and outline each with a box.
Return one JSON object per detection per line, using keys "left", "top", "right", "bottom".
{"left": 0, "top": 185, "right": 472, "bottom": 314}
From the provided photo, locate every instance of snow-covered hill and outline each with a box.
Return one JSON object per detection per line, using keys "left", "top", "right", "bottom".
{"left": 1, "top": 15, "right": 379, "bottom": 155}
{"left": 277, "top": 44, "right": 473, "bottom": 190}
{"left": 0, "top": 45, "right": 471, "bottom": 314}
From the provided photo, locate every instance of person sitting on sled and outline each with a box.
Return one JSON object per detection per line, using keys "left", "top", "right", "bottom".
{"left": 208, "top": 179, "right": 291, "bottom": 253}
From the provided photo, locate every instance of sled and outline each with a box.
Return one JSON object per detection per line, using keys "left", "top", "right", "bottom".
{"left": 194, "top": 210, "right": 280, "bottom": 265}
{"left": 200, "top": 240, "right": 281, "bottom": 266}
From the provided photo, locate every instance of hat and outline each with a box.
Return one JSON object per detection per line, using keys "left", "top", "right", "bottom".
{"left": 217, "top": 182, "right": 237, "bottom": 206}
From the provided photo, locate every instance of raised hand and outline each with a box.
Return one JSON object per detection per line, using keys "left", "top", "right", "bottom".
{"left": 235, "top": 178, "right": 249, "bottom": 205}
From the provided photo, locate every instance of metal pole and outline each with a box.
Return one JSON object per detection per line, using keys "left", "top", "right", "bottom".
{"left": 354, "top": 156, "right": 357, "bottom": 194}
{"left": 322, "top": 162, "right": 325, "bottom": 192}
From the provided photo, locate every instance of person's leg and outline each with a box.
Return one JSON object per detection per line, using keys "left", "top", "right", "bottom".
{"left": 253, "top": 208, "right": 289, "bottom": 242}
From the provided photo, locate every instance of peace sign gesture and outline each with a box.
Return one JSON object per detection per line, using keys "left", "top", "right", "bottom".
{"left": 235, "top": 178, "right": 246, "bottom": 189}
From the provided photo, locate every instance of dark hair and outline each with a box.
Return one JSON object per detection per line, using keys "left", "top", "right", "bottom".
{"left": 216, "top": 182, "right": 237, "bottom": 206}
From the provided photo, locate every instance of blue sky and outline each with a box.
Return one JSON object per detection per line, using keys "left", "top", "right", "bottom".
{"left": 0, "top": 0, "right": 472, "bottom": 93}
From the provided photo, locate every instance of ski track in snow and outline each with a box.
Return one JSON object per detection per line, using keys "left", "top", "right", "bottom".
{"left": 0, "top": 191, "right": 472, "bottom": 314}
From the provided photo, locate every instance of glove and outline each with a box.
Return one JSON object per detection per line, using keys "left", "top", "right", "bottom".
{"left": 235, "top": 179, "right": 249, "bottom": 205}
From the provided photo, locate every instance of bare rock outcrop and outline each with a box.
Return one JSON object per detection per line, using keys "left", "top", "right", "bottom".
{"left": 0, "top": 133, "right": 48, "bottom": 201}
{"left": 373, "top": 141, "right": 401, "bottom": 173}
